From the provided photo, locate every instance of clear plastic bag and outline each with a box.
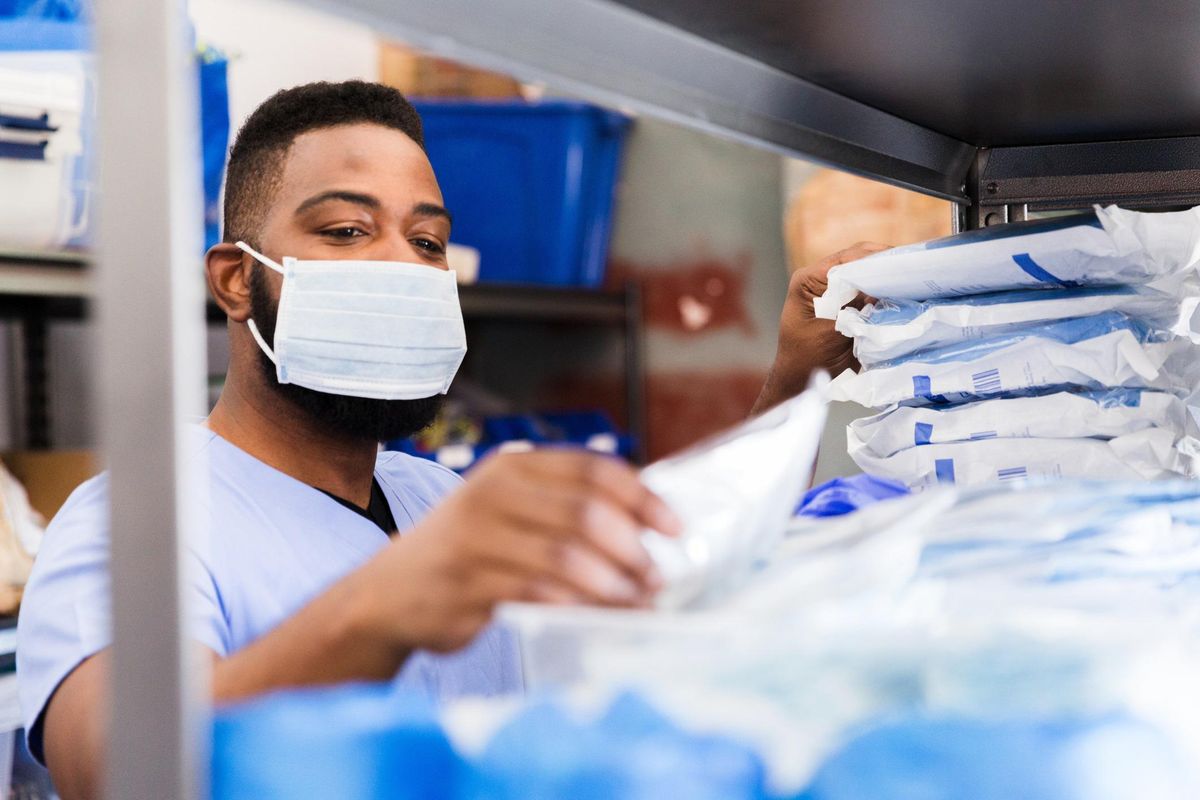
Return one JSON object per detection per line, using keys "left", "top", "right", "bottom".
{"left": 639, "top": 375, "right": 829, "bottom": 609}
{"left": 814, "top": 205, "right": 1200, "bottom": 319}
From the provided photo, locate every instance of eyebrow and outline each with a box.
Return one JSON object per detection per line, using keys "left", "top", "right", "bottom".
{"left": 294, "top": 192, "right": 452, "bottom": 226}
{"left": 413, "top": 202, "right": 453, "bottom": 225}
{"left": 294, "top": 190, "right": 381, "bottom": 215}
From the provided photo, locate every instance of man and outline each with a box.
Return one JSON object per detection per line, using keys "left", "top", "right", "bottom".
{"left": 17, "top": 80, "right": 880, "bottom": 799}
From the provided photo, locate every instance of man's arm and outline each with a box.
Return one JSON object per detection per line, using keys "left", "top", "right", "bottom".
{"left": 42, "top": 651, "right": 108, "bottom": 800}
{"left": 40, "top": 449, "right": 681, "bottom": 799}
{"left": 752, "top": 242, "right": 890, "bottom": 415}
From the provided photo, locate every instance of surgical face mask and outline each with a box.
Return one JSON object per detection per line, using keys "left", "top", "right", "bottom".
{"left": 235, "top": 241, "right": 467, "bottom": 400}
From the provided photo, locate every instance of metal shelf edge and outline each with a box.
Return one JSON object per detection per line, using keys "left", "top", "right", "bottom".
{"left": 302, "top": 0, "right": 975, "bottom": 202}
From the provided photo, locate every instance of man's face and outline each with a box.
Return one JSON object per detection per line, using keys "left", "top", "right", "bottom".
{"left": 247, "top": 123, "right": 452, "bottom": 442}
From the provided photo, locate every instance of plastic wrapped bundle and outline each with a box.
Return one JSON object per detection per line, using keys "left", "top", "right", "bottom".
{"left": 838, "top": 285, "right": 1184, "bottom": 367}
{"left": 814, "top": 205, "right": 1200, "bottom": 318}
{"left": 850, "top": 429, "right": 1194, "bottom": 490}
{"left": 827, "top": 312, "right": 1200, "bottom": 408}
{"left": 848, "top": 389, "right": 1195, "bottom": 460}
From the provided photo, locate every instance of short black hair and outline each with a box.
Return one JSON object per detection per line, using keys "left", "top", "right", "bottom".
{"left": 222, "top": 80, "right": 425, "bottom": 244}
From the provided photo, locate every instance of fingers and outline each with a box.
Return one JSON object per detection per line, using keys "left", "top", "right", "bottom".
{"left": 475, "top": 529, "right": 651, "bottom": 608}
{"left": 488, "top": 478, "right": 662, "bottom": 587}
{"left": 787, "top": 242, "right": 893, "bottom": 311}
{"left": 513, "top": 449, "right": 683, "bottom": 537}
{"left": 812, "top": 241, "right": 891, "bottom": 277}
{"left": 453, "top": 450, "right": 684, "bottom": 611}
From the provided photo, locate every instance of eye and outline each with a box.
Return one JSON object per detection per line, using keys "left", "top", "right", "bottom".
{"left": 320, "top": 226, "right": 367, "bottom": 239}
{"left": 411, "top": 237, "right": 447, "bottom": 255}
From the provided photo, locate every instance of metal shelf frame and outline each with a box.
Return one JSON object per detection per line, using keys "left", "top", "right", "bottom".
{"left": 95, "top": 1, "right": 1200, "bottom": 797}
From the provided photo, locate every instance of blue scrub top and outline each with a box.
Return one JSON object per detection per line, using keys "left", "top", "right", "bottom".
{"left": 16, "top": 425, "right": 522, "bottom": 754}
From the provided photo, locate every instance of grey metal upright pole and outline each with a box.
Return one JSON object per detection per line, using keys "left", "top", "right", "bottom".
{"left": 95, "top": 0, "right": 209, "bottom": 797}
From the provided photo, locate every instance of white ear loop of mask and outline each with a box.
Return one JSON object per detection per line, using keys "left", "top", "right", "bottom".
{"left": 236, "top": 240, "right": 283, "bottom": 365}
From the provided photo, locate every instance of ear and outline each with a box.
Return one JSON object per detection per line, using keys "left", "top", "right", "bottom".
{"left": 206, "top": 243, "right": 253, "bottom": 322}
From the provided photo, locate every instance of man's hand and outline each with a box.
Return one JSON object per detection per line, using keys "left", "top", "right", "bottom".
{"left": 752, "top": 242, "right": 891, "bottom": 414}
{"left": 353, "top": 449, "right": 683, "bottom": 653}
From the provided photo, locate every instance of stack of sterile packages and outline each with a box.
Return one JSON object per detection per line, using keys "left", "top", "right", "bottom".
{"left": 814, "top": 205, "right": 1200, "bottom": 489}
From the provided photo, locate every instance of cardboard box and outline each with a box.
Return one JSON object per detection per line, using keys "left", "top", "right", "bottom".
{"left": 379, "top": 42, "right": 523, "bottom": 99}
{"left": 784, "top": 167, "right": 951, "bottom": 274}
{"left": 2, "top": 450, "right": 97, "bottom": 522}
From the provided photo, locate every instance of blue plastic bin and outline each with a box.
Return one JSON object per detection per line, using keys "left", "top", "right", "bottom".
{"left": 412, "top": 100, "right": 630, "bottom": 287}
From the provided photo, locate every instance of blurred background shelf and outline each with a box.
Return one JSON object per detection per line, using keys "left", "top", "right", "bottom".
{"left": 0, "top": 250, "right": 632, "bottom": 323}
{"left": 0, "top": 249, "right": 646, "bottom": 460}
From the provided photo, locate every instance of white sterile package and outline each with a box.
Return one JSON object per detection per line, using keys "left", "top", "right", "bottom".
{"left": 852, "top": 428, "right": 1195, "bottom": 490}
{"left": 827, "top": 311, "right": 1200, "bottom": 408}
{"left": 0, "top": 52, "right": 91, "bottom": 250}
{"left": 639, "top": 375, "right": 829, "bottom": 610}
{"left": 813, "top": 205, "right": 1200, "bottom": 319}
{"left": 838, "top": 285, "right": 1184, "bottom": 367}
{"left": 848, "top": 389, "right": 1195, "bottom": 460}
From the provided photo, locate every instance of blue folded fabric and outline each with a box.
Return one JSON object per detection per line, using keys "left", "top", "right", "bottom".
{"left": 797, "top": 474, "right": 910, "bottom": 518}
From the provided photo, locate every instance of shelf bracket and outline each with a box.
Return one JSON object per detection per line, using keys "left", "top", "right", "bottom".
{"left": 958, "top": 136, "right": 1200, "bottom": 231}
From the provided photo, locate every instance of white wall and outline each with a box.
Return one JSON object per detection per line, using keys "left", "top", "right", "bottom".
{"left": 189, "top": 0, "right": 380, "bottom": 133}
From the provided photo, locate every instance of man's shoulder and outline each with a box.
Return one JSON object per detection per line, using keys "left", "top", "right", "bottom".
{"left": 45, "top": 425, "right": 221, "bottom": 534}
{"left": 43, "top": 471, "right": 110, "bottom": 538}
{"left": 375, "top": 450, "right": 463, "bottom": 499}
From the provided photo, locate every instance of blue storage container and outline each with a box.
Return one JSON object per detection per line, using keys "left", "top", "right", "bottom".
{"left": 412, "top": 100, "right": 630, "bottom": 288}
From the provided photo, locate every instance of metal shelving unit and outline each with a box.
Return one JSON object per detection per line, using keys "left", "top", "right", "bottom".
{"left": 95, "top": 0, "right": 1200, "bottom": 796}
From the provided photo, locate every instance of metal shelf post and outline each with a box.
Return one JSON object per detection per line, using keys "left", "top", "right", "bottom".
{"left": 96, "top": 0, "right": 209, "bottom": 797}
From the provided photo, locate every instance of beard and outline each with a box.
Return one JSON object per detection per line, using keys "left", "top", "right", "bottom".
{"left": 247, "top": 265, "right": 443, "bottom": 442}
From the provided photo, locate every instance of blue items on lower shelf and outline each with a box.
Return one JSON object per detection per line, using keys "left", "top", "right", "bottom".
{"left": 800, "top": 714, "right": 1194, "bottom": 800}
{"left": 211, "top": 683, "right": 459, "bottom": 800}
{"left": 412, "top": 100, "right": 630, "bottom": 288}
{"left": 466, "top": 693, "right": 768, "bottom": 800}
{"left": 211, "top": 686, "right": 769, "bottom": 800}
{"left": 390, "top": 410, "right": 635, "bottom": 473}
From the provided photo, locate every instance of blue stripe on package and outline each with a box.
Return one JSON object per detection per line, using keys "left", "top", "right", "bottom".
{"left": 914, "top": 422, "right": 934, "bottom": 446}
{"left": 934, "top": 458, "right": 956, "bottom": 484}
{"left": 815, "top": 205, "right": 1200, "bottom": 318}
{"left": 828, "top": 311, "right": 1200, "bottom": 409}
{"left": 1011, "top": 252, "right": 1080, "bottom": 286}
